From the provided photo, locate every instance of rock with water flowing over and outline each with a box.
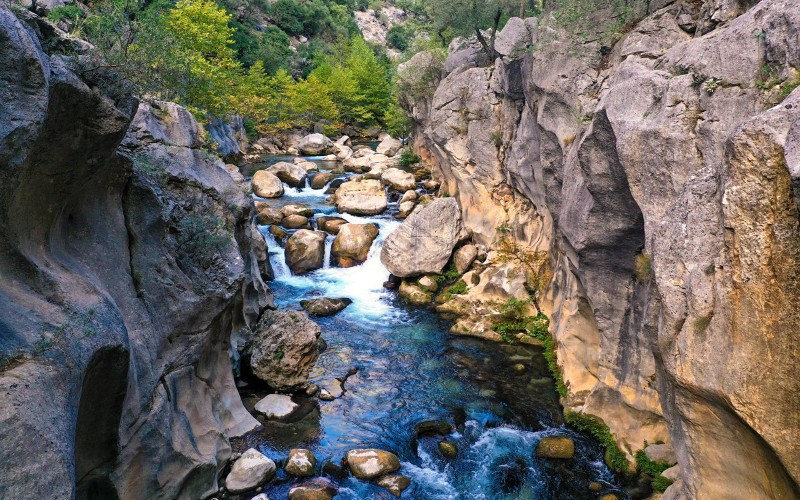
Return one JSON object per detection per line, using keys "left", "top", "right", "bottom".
{"left": 376, "top": 135, "right": 402, "bottom": 156}
{"left": 300, "top": 297, "right": 352, "bottom": 317}
{"left": 335, "top": 179, "right": 388, "bottom": 215}
{"left": 377, "top": 474, "right": 411, "bottom": 497}
{"left": 381, "top": 168, "right": 416, "bottom": 192}
{"left": 249, "top": 310, "right": 321, "bottom": 391}
{"left": 298, "top": 133, "right": 332, "bottom": 155}
{"left": 331, "top": 223, "right": 379, "bottom": 267}
{"left": 381, "top": 198, "right": 465, "bottom": 277}
{"left": 254, "top": 394, "right": 298, "bottom": 419}
{"left": 288, "top": 477, "right": 339, "bottom": 500}
{"left": 225, "top": 448, "right": 276, "bottom": 494}
{"left": 285, "top": 449, "right": 317, "bottom": 477}
{"left": 252, "top": 170, "right": 284, "bottom": 198}
{"left": 285, "top": 230, "right": 327, "bottom": 274}
{"left": 268, "top": 162, "right": 307, "bottom": 187}
{"left": 345, "top": 449, "right": 401, "bottom": 479}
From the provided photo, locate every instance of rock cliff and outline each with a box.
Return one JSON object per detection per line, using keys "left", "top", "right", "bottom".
{"left": 0, "top": 6, "right": 272, "bottom": 498}
{"left": 402, "top": 0, "right": 800, "bottom": 497}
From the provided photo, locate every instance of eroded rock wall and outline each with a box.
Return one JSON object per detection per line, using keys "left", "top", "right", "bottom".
{"left": 405, "top": 0, "right": 800, "bottom": 497}
{"left": 0, "top": 6, "right": 271, "bottom": 499}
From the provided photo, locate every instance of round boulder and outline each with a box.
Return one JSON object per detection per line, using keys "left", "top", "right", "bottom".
{"left": 345, "top": 449, "right": 401, "bottom": 480}
{"left": 376, "top": 135, "right": 402, "bottom": 157}
{"left": 281, "top": 204, "right": 315, "bottom": 217}
{"left": 316, "top": 216, "right": 349, "bottom": 234}
{"left": 332, "top": 223, "right": 379, "bottom": 267}
{"left": 252, "top": 170, "right": 284, "bottom": 198}
{"left": 376, "top": 474, "right": 411, "bottom": 497}
{"left": 254, "top": 393, "right": 298, "bottom": 419}
{"left": 335, "top": 179, "right": 388, "bottom": 216}
{"left": 225, "top": 448, "right": 276, "bottom": 494}
{"left": 285, "top": 449, "right": 317, "bottom": 477}
{"left": 300, "top": 297, "right": 352, "bottom": 317}
{"left": 288, "top": 477, "right": 339, "bottom": 500}
{"left": 268, "top": 161, "right": 307, "bottom": 187}
{"left": 310, "top": 172, "right": 335, "bottom": 189}
{"left": 398, "top": 281, "right": 433, "bottom": 305}
{"left": 535, "top": 436, "right": 575, "bottom": 459}
{"left": 285, "top": 230, "right": 327, "bottom": 274}
{"left": 381, "top": 168, "right": 416, "bottom": 192}
{"left": 282, "top": 214, "right": 309, "bottom": 230}
{"left": 298, "top": 133, "right": 332, "bottom": 155}
{"left": 256, "top": 204, "right": 283, "bottom": 225}
{"left": 249, "top": 310, "right": 321, "bottom": 391}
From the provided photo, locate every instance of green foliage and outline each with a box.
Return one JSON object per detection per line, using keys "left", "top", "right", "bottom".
{"left": 400, "top": 148, "right": 421, "bottom": 167}
{"left": 495, "top": 223, "right": 551, "bottom": 312}
{"left": 549, "top": 0, "right": 646, "bottom": 45}
{"left": 177, "top": 212, "right": 232, "bottom": 261}
{"left": 565, "top": 410, "right": 630, "bottom": 473}
{"left": 651, "top": 474, "right": 674, "bottom": 492}
{"left": 449, "top": 280, "right": 468, "bottom": 295}
{"left": 635, "top": 448, "right": 673, "bottom": 492}
{"left": 387, "top": 24, "right": 413, "bottom": 51}
{"left": 634, "top": 253, "right": 652, "bottom": 283}
{"left": 48, "top": 4, "right": 84, "bottom": 23}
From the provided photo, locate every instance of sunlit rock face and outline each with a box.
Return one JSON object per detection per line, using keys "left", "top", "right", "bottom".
{"left": 0, "top": 7, "right": 271, "bottom": 498}
{"left": 404, "top": 1, "right": 800, "bottom": 497}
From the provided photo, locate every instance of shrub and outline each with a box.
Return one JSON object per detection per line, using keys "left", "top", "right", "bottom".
{"left": 400, "top": 148, "right": 421, "bottom": 167}
{"left": 635, "top": 448, "right": 673, "bottom": 492}
{"left": 387, "top": 24, "right": 412, "bottom": 51}
{"left": 651, "top": 474, "right": 674, "bottom": 492}
{"left": 565, "top": 410, "right": 630, "bottom": 473}
{"left": 177, "top": 212, "right": 232, "bottom": 262}
{"left": 48, "top": 4, "right": 84, "bottom": 23}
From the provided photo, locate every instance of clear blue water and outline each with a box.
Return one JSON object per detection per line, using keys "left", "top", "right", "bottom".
{"left": 233, "top": 156, "right": 625, "bottom": 499}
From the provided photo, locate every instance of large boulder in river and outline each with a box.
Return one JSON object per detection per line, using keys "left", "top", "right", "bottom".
{"left": 298, "top": 133, "right": 332, "bottom": 155}
{"left": 252, "top": 170, "right": 284, "bottom": 198}
{"left": 335, "top": 179, "right": 388, "bottom": 215}
{"left": 225, "top": 448, "right": 276, "bottom": 494}
{"left": 346, "top": 449, "right": 401, "bottom": 479}
{"left": 300, "top": 297, "right": 352, "bottom": 317}
{"left": 268, "top": 161, "right": 307, "bottom": 187}
{"left": 535, "top": 436, "right": 575, "bottom": 459}
{"left": 285, "top": 230, "right": 327, "bottom": 274}
{"left": 376, "top": 135, "right": 402, "bottom": 156}
{"left": 250, "top": 310, "right": 321, "bottom": 391}
{"left": 381, "top": 198, "right": 465, "bottom": 277}
{"left": 289, "top": 477, "right": 339, "bottom": 500}
{"left": 332, "top": 223, "right": 379, "bottom": 267}
{"left": 381, "top": 168, "right": 416, "bottom": 192}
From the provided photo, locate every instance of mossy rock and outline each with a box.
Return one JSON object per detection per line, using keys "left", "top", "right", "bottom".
{"left": 535, "top": 436, "right": 575, "bottom": 459}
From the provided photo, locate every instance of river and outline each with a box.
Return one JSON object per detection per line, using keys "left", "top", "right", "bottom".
{"left": 233, "top": 153, "right": 625, "bottom": 499}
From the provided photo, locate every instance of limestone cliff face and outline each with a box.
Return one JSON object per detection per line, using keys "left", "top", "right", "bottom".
{"left": 403, "top": 0, "right": 800, "bottom": 497}
{"left": 0, "top": 6, "right": 271, "bottom": 499}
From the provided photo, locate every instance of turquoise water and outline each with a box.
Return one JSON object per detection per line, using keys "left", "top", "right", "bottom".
{"left": 234, "top": 156, "right": 625, "bottom": 499}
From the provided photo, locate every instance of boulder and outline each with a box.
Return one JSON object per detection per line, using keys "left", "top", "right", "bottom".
{"left": 332, "top": 223, "right": 380, "bottom": 267}
{"left": 453, "top": 244, "right": 478, "bottom": 274}
{"left": 225, "top": 448, "right": 276, "bottom": 494}
{"left": 398, "top": 281, "right": 433, "bottom": 305}
{"left": 535, "top": 436, "right": 575, "bottom": 459}
{"left": 381, "top": 168, "right": 416, "bottom": 192}
{"left": 250, "top": 310, "right": 321, "bottom": 391}
{"left": 254, "top": 394, "right": 298, "bottom": 419}
{"left": 400, "top": 190, "right": 418, "bottom": 203}
{"left": 268, "top": 162, "right": 307, "bottom": 187}
{"left": 300, "top": 297, "right": 352, "bottom": 317}
{"left": 285, "top": 449, "right": 317, "bottom": 477}
{"left": 345, "top": 449, "right": 401, "bottom": 480}
{"left": 298, "top": 133, "right": 332, "bottom": 155}
{"left": 414, "top": 420, "right": 453, "bottom": 438}
{"left": 252, "top": 170, "right": 284, "bottom": 198}
{"left": 343, "top": 156, "right": 372, "bottom": 172}
{"left": 296, "top": 160, "right": 319, "bottom": 172}
{"left": 282, "top": 215, "right": 310, "bottom": 230}
{"left": 417, "top": 275, "right": 439, "bottom": 293}
{"left": 335, "top": 179, "right": 388, "bottom": 216}
{"left": 256, "top": 203, "right": 283, "bottom": 225}
{"left": 336, "top": 145, "right": 353, "bottom": 160}
{"left": 288, "top": 477, "right": 339, "bottom": 500}
{"left": 494, "top": 17, "right": 533, "bottom": 58}
{"left": 285, "top": 230, "right": 327, "bottom": 274}
{"left": 316, "top": 216, "right": 349, "bottom": 234}
{"left": 376, "top": 136, "right": 402, "bottom": 156}
{"left": 269, "top": 225, "right": 288, "bottom": 243}
{"left": 310, "top": 172, "right": 335, "bottom": 189}
{"left": 380, "top": 198, "right": 465, "bottom": 277}
{"left": 376, "top": 474, "right": 411, "bottom": 497}
{"left": 662, "top": 465, "right": 681, "bottom": 482}
{"left": 396, "top": 201, "right": 416, "bottom": 219}
{"left": 645, "top": 443, "right": 677, "bottom": 465}
{"left": 281, "top": 204, "right": 315, "bottom": 218}
{"left": 438, "top": 441, "right": 458, "bottom": 459}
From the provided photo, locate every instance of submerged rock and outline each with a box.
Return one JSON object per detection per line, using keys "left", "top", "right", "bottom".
{"left": 335, "top": 179, "right": 388, "bottom": 215}
{"left": 225, "top": 448, "right": 276, "bottom": 494}
{"left": 252, "top": 170, "right": 284, "bottom": 198}
{"left": 250, "top": 310, "right": 321, "bottom": 391}
{"left": 285, "top": 230, "right": 327, "bottom": 274}
{"left": 376, "top": 474, "right": 411, "bottom": 497}
{"left": 381, "top": 198, "right": 465, "bottom": 277}
{"left": 535, "top": 436, "right": 575, "bottom": 459}
{"left": 300, "top": 297, "right": 352, "bottom": 317}
{"left": 345, "top": 449, "right": 401, "bottom": 479}
{"left": 254, "top": 394, "right": 298, "bottom": 419}
{"left": 285, "top": 449, "right": 317, "bottom": 477}
{"left": 332, "top": 223, "right": 380, "bottom": 267}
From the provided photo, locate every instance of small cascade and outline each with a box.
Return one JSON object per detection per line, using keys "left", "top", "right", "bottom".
{"left": 322, "top": 234, "right": 333, "bottom": 269}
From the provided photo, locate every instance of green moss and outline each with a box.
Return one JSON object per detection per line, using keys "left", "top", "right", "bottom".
{"left": 634, "top": 253, "right": 652, "bottom": 283}
{"left": 651, "top": 474, "right": 674, "bottom": 492}
{"left": 635, "top": 447, "right": 674, "bottom": 492}
{"left": 564, "top": 410, "right": 630, "bottom": 474}
{"left": 693, "top": 313, "right": 713, "bottom": 335}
